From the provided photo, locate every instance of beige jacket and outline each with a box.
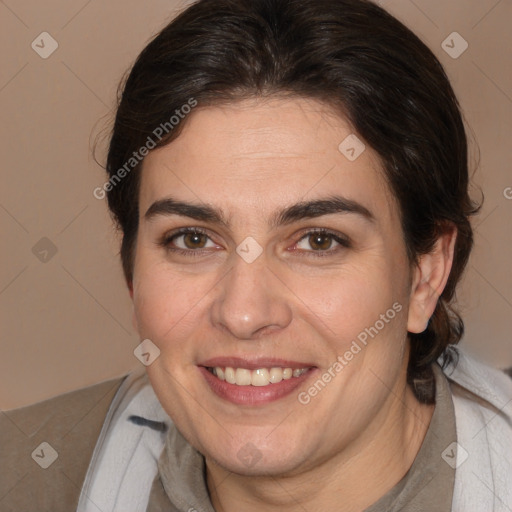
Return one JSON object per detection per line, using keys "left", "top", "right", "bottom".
{"left": 0, "top": 376, "right": 126, "bottom": 512}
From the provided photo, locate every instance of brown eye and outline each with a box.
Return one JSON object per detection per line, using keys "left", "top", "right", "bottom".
{"left": 308, "top": 233, "right": 334, "bottom": 251}
{"left": 161, "top": 228, "right": 217, "bottom": 252}
{"left": 294, "top": 229, "right": 350, "bottom": 255}
{"left": 182, "top": 232, "right": 208, "bottom": 249}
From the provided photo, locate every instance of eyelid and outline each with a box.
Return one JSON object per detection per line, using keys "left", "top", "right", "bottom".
{"left": 162, "top": 226, "right": 209, "bottom": 240}
{"left": 158, "top": 226, "right": 351, "bottom": 258}
{"left": 159, "top": 226, "right": 220, "bottom": 249}
{"left": 291, "top": 227, "right": 351, "bottom": 254}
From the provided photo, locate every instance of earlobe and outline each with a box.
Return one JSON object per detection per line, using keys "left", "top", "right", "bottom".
{"left": 407, "top": 226, "right": 457, "bottom": 333}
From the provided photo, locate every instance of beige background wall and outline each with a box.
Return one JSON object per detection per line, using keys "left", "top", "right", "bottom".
{"left": 1, "top": 0, "right": 511, "bottom": 410}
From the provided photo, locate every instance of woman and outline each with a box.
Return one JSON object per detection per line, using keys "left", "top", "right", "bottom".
{"left": 2, "top": 0, "right": 511, "bottom": 510}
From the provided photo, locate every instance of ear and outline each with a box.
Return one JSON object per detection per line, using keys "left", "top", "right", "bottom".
{"left": 407, "top": 226, "right": 457, "bottom": 333}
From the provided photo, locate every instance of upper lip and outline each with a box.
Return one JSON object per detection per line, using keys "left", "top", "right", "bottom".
{"left": 199, "top": 357, "right": 316, "bottom": 370}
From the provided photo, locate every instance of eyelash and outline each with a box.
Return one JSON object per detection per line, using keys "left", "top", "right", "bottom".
{"left": 292, "top": 228, "right": 351, "bottom": 258}
{"left": 158, "top": 227, "right": 215, "bottom": 258}
{"left": 159, "top": 227, "right": 351, "bottom": 259}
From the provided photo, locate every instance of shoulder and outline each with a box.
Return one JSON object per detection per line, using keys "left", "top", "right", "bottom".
{"left": 440, "top": 347, "right": 512, "bottom": 510}
{"left": 441, "top": 346, "right": 512, "bottom": 416}
{"left": 2, "top": 375, "right": 128, "bottom": 432}
{"left": 0, "top": 375, "right": 128, "bottom": 512}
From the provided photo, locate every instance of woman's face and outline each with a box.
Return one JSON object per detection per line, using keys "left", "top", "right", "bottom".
{"left": 132, "top": 96, "right": 418, "bottom": 476}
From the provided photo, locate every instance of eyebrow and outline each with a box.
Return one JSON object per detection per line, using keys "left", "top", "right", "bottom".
{"left": 144, "top": 195, "right": 375, "bottom": 228}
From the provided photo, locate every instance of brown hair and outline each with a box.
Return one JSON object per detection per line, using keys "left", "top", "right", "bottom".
{"left": 105, "top": 0, "right": 479, "bottom": 401}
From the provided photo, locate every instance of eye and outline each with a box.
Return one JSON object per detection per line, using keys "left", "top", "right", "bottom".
{"left": 293, "top": 229, "right": 350, "bottom": 255}
{"left": 173, "top": 231, "right": 213, "bottom": 250}
{"left": 160, "top": 227, "right": 219, "bottom": 254}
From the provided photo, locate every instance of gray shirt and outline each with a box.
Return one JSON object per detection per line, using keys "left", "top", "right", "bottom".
{"left": 146, "top": 363, "right": 456, "bottom": 511}
{"left": 364, "top": 363, "right": 456, "bottom": 511}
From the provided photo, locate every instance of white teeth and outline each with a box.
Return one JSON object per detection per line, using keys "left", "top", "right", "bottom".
{"left": 224, "top": 367, "right": 236, "bottom": 384}
{"left": 269, "top": 367, "right": 283, "bottom": 384}
{"left": 235, "top": 368, "right": 252, "bottom": 386}
{"left": 210, "top": 366, "right": 309, "bottom": 386}
{"left": 251, "top": 368, "right": 270, "bottom": 386}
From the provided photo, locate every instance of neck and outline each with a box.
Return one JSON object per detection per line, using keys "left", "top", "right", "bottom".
{"left": 206, "top": 381, "right": 434, "bottom": 512}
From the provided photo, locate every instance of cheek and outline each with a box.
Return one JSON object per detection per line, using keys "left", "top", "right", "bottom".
{"left": 291, "top": 260, "right": 404, "bottom": 347}
{"left": 132, "top": 258, "right": 208, "bottom": 344}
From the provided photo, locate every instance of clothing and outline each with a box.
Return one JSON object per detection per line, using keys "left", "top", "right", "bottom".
{"left": 0, "top": 376, "right": 123, "bottom": 512}
{"left": 446, "top": 349, "right": 512, "bottom": 511}
{"left": 77, "top": 372, "right": 170, "bottom": 511}
{"left": 146, "top": 363, "right": 456, "bottom": 511}
{"left": 1, "top": 347, "right": 511, "bottom": 511}
{"left": 364, "top": 364, "right": 456, "bottom": 511}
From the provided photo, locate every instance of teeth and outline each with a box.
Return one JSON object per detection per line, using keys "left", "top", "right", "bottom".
{"left": 224, "top": 367, "right": 236, "bottom": 384}
{"left": 251, "top": 368, "right": 270, "bottom": 386}
{"left": 269, "top": 367, "right": 283, "bottom": 384}
{"left": 210, "top": 366, "right": 309, "bottom": 386}
{"left": 235, "top": 368, "right": 252, "bottom": 386}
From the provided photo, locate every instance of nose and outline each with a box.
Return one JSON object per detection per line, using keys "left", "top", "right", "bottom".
{"left": 210, "top": 254, "right": 293, "bottom": 340}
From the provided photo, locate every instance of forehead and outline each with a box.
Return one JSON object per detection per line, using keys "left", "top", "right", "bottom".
{"left": 138, "top": 96, "right": 396, "bottom": 226}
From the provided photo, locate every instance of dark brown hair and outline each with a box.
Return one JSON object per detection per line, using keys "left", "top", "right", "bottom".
{"left": 105, "top": 0, "right": 479, "bottom": 401}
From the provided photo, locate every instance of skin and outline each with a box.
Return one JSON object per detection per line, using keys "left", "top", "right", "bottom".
{"left": 130, "top": 96, "right": 456, "bottom": 511}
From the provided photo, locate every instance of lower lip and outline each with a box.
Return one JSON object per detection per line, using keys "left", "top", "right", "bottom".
{"left": 199, "top": 367, "right": 315, "bottom": 406}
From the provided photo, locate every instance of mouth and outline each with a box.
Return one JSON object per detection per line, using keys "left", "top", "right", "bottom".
{"left": 198, "top": 359, "right": 317, "bottom": 405}
{"left": 206, "top": 366, "right": 309, "bottom": 386}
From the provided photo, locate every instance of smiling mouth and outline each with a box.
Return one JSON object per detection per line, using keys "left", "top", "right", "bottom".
{"left": 206, "top": 366, "right": 311, "bottom": 386}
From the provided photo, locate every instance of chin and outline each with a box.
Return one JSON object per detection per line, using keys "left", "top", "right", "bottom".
{"left": 202, "top": 431, "right": 310, "bottom": 477}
